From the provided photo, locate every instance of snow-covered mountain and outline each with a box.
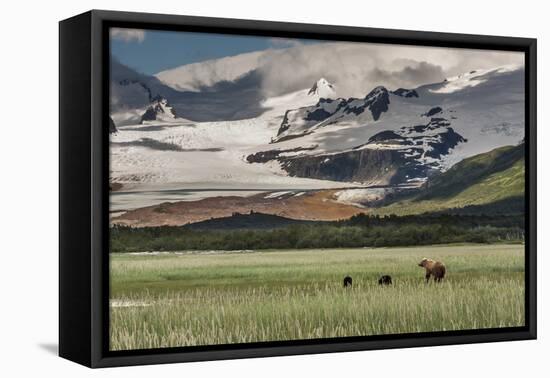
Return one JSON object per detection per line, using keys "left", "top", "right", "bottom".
{"left": 307, "top": 78, "right": 336, "bottom": 99}
{"left": 274, "top": 85, "right": 390, "bottom": 143}
{"left": 110, "top": 66, "right": 524, "bottom": 193}
{"left": 110, "top": 60, "right": 180, "bottom": 126}
{"left": 247, "top": 65, "right": 524, "bottom": 185}
{"left": 250, "top": 116, "right": 466, "bottom": 185}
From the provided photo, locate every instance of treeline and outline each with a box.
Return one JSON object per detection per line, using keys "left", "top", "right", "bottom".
{"left": 111, "top": 214, "right": 524, "bottom": 252}
{"left": 340, "top": 212, "right": 524, "bottom": 229}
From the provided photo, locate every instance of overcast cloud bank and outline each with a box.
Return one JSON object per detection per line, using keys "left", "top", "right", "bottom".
{"left": 155, "top": 41, "right": 524, "bottom": 98}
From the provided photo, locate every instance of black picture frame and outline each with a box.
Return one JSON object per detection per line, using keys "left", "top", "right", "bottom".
{"left": 59, "top": 9, "right": 537, "bottom": 368}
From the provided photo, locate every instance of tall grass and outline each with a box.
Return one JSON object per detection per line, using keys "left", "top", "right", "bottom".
{"left": 110, "top": 244, "right": 524, "bottom": 351}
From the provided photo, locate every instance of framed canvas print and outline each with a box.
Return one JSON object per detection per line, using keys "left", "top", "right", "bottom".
{"left": 59, "top": 10, "right": 537, "bottom": 368}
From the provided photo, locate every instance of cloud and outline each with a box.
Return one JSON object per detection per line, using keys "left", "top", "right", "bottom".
{"left": 110, "top": 28, "right": 146, "bottom": 43}
{"left": 370, "top": 61, "right": 446, "bottom": 90}
{"left": 153, "top": 40, "right": 524, "bottom": 98}
{"left": 156, "top": 50, "right": 267, "bottom": 92}
{"left": 254, "top": 42, "right": 524, "bottom": 97}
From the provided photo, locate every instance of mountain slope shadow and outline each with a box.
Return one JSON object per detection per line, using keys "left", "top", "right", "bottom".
{"left": 170, "top": 70, "right": 267, "bottom": 122}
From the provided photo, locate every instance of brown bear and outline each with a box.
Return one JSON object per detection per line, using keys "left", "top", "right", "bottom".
{"left": 418, "top": 258, "right": 446, "bottom": 283}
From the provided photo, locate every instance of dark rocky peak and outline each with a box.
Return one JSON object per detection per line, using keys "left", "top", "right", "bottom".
{"left": 151, "top": 94, "right": 165, "bottom": 102}
{"left": 422, "top": 106, "right": 443, "bottom": 117}
{"left": 140, "top": 96, "right": 177, "bottom": 123}
{"left": 391, "top": 88, "right": 419, "bottom": 98}
{"left": 365, "top": 86, "right": 389, "bottom": 99}
{"left": 141, "top": 107, "right": 160, "bottom": 123}
{"left": 109, "top": 117, "right": 117, "bottom": 134}
{"left": 305, "top": 108, "right": 334, "bottom": 122}
{"left": 363, "top": 86, "right": 390, "bottom": 120}
{"left": 364, "top": 130, "right": 401, "bottom": 144}
{"left": 339, "top": 86, "right": 390, "bottom": 120}
{"left": 399, "top": 117, "right": 451, "bottom": 135}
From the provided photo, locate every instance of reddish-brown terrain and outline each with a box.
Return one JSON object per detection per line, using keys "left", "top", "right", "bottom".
{"left": 111, "top": 190, "right": 366, "bottom": 227}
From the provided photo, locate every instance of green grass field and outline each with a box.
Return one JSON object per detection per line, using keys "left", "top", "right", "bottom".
{"left": 109, "top": 244, "right": 525, "bottom": 351}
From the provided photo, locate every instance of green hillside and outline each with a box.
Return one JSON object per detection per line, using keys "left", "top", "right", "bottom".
{"left": 373, "top": 143, "right": 525, "bottom": 216}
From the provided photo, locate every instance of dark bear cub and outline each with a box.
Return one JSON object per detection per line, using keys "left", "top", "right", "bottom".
{"left": 378, "top": 275, "right": 392, "bottom": 285}
{"left": 343, "top": 276, "right": 353, "bottom": 288}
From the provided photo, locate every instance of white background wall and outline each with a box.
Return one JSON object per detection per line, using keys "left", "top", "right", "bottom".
{"left": 0, "top": 0, "right": 547, "bottom": 376}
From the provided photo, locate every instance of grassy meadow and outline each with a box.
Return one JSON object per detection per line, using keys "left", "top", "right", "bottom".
{"left": 109, "top": 244, "right": 525, "bottom": 351}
